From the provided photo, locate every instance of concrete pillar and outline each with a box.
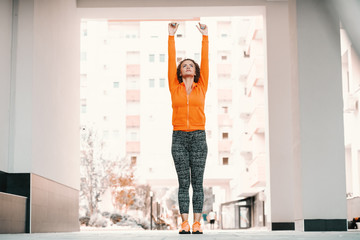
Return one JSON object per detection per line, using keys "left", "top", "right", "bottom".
{"left": 265, "top": 0, "right": 347, "bottom": 231}
{"left": 4, "top": 0, "right": 80, "bottom": 190}
{"left": 294, "top": 0, "right": 347, "bottom": 231}
{"left": 264, "top": 1, "right": 295, "bottom": 231}
{"left": 1, "top": 0, "right": 80, "bottom": 233}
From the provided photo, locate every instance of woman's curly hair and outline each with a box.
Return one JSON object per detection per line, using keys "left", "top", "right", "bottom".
{"left": 176, "top": 58, "right": 201, "bottom": 83}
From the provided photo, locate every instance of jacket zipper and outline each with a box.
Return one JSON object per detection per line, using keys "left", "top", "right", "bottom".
{"left": 187, "top": 94, "right": 190, "bottom": 130}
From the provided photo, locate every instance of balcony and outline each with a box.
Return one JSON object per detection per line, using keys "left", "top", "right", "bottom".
{"left": 247, "top": 105, "right": 265, "bottom": 140}
{"left": 239, "top": 97, "right": 252, "bottom": 119}
{"left": 246, "top": 57, "right": 264, "bottom": 97}
{"left": 126, "top": 90, "right": 140, "bottom": 102}
{"left": 126, "top": 64, "right": 140, "bottom": 76}
{"left": 218, "top": 114, "right": 233, "bottom": 127}
{"left": 126, "top": 115, "right": 140, "bottom": 128}
{"left": 217, "top": 63, "right": 232, "bottom": 75}
{"left": 248, "top": 154, "right": 266, "bottom": 188}
{"left": 239, "top": 133, "right": 252, "bottom": 157}
{"left": 218, "top": 140, "right": 232, "bottom": 153}
{"left": 126, "top": 141, "right": 140, "bottom": 153}
{"left": 218, "top": 89, "right": 232, "bottom": 102}
{"left": 244, "top": 17, "right": 263, "bottom": 55}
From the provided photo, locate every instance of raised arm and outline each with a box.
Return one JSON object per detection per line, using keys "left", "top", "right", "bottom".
{"left": 168, "top": 22, "right": 179, "bottom": 92}
{"left": 196, "top": 23, "right": 209, "bottom": 92}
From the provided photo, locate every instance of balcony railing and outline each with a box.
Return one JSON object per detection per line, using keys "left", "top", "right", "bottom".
{"left": 218, "top": 114, "right": 233, "bottom": 127}
{"left": 126, "top": 115, "right": 140, "bottom": 128}
{"left": 244, "top": 17, "right": 263, "bottom": 55}
{"left": 218, "top": 140, "right": 232, "bottom": 152}
{"left": 126, "top": 64, "right": 140, "bottom": 76}
{"left": 126, "top": 90, "right": 140, "bottom": 102}
{"left": 217, "top": 63, "right": 232, "bottom": 75}
{"left": 247, "top": 105, "right": 265, "bottom": 140}
{"left": 218, "top": 89, "right": 232, "bottom": 102}
{"left": 239, "top": 132, "right": 252, "bottom": 155}
{"left": 126, "top": 141, "right": 140, "bottom": 153}
{"left": 246, "top": 57, "right": 264, "bottom": 97}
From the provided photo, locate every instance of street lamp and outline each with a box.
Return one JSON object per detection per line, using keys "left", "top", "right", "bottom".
{"left": 150, "top": 191, "right": 153, "bottom": 230}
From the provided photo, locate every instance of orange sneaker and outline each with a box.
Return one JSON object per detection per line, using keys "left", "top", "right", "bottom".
{"left": 179, "top": 220, "right": 190, "bottom": 234}
{"left": 192, "top": 221, "right": 203, "bottom": 234}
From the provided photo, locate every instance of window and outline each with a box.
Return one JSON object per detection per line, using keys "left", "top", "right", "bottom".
{"left": 81, "top": 105, "right": 87, "bottom": 114}
{"left": 218, "top": 51, "right": 231, "bottom": 62}
{"left": 159, "top": 78, "right": 165, "bottom": 88}
{"left": 176, "top": 23, "right": 185, "bottom": 38}
{"left": 131, "top": 156, "right": 137, "bottom": 165}
{"left": 81, "top": 99, "right": 87, "bottom": 113}
{"left": 222, "top": 132, "right": 229, "bottom": 139}
{"left": 194, "top": 53, "right": 200, "bottom": 62}
{"left": 127, "top": 75, "right": 140, "bottom": 89}
{"left": 217, "top": 21, "right": 231, "bottom": 38}
{"left": 81, "top": 52, "right": 87, "bottom": 61}
{"left": 149, "top": 54, "right": 155, "bottom": 62}
{"left": 127, "top": 51, "right": 140, "bottom": 64}
{"left": 108, "top": 22, "right": 139, "bottom": 39}
{"left": 113, "top": 82, "right": 119, "bottom": 88}
{"left": 159, "top": 54, "right": 165, "bottom": 62}
{"left": 176, "top": 51, "right": 186, "bottom": 64}
{"left": 149, "top": 79, "right": 155, "bottom": 88}
{"left": 222, "top": 106, "right": 228, "bottom": 114}
{"left": 222, "top": 157, "right": 229, "bottom": 165}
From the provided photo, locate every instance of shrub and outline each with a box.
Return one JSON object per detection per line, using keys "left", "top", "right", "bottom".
{"left": 79, "top": 216, "right": 90, "bottom": 226}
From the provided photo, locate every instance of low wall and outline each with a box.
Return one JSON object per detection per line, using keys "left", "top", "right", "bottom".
{"left": 0, "top": 172, "right": 79, "bottom": 233}
{"left": 0, "top": 192, "right": 27, "bottom": 233}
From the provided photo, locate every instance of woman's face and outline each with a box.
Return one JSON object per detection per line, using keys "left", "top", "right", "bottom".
{"left": 180, "top": 60, "right": 196, "bottom": 78}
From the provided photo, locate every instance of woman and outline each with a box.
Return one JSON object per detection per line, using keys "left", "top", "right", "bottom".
{"left": 168, "top": 22, "right": 209, "bottom": 234}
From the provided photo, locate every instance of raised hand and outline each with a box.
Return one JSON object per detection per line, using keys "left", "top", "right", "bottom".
{"left": 168, "top": 22, "right": 179, "bottom": 36}
{"left": 196, "top": 22, "right": 208, "bottom": 36}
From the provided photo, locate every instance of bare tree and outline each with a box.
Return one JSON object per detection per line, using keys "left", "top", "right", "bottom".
{"left": 80, "top": 126, "right": 152, "bottom": 218}
{"left": 80, "top": 126, "right": 110, "bottom": 216}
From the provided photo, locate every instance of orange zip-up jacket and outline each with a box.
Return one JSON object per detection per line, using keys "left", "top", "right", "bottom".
{"left": 168, "top": 35, "right": 209, "bottom": 131}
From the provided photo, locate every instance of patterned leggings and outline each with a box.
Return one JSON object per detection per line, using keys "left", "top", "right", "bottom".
{"left": 171, "top": 130, "right": 208, "bottom": 214}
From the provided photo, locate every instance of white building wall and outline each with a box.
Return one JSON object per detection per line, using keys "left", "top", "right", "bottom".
{"left": 0, "top": 0, "right": 13, "bottom": 172}
{"left": 3, "top": 0, "right": 80, "bottom": 189}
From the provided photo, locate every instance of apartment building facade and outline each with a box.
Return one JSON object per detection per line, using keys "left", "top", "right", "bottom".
{"left": 80, "top": 16, "right": 268, "bottom": 228}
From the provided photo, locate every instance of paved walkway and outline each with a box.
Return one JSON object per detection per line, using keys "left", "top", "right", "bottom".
{"left": 1, "top": 230, "right": 360, "bottom": 240}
